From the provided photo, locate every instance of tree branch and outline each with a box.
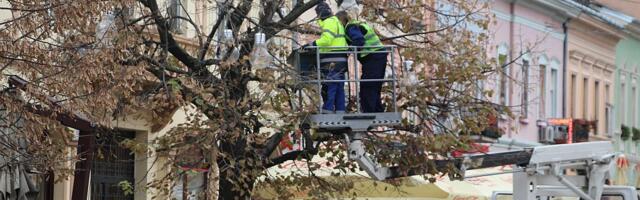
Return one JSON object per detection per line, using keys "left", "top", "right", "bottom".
{"left": 228, "top": 0, "right": 254, "bottom": 32}
{"left": 279, "top": 0, "right": 321, "bottom": 25}
{"left": 264, "top": 128, "right": 336, "bottom": 168}
{"left": 138, "top": 0, "right": 201, "bottom": 68}
{"left": 262, "top": 132, "right": 285, "bottom": 158}
{"left": 267, "top": 150, "right": 305, "bottom": 168}
{"left": 198, "top": 0, "right": 230, "bottom": 61}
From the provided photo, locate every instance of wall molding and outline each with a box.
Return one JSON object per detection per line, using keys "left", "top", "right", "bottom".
{"left": 493, "top": 9, "right": 565, "bottom": 40}
{"left": 569, "top": 50, "right": 615, "bottom": 75}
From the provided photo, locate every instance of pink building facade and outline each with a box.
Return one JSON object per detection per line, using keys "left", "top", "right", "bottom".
{"left": 488, "top": 0, "right": 569, "bottom": 143}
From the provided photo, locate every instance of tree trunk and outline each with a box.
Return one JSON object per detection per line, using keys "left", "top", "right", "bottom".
{"left": 217, "top": 168, "right": 255, "bottom": 200}
{"left": 216, "top": 140, "right": 257, "bottom": 200}
{"left": 207, "top": 158, "right": 219, "bottom": 200}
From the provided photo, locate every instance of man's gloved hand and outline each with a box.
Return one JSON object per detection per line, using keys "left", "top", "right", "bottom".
{"left": 300, "top": 42, "right": 315, "bottom": 50}
{"left": 301, "top": 42, "right": 314, "bottom": 48}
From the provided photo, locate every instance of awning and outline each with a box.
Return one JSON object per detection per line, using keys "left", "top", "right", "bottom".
{"left": 0, "top": 164, "right": 39, "bottom": 200}
{"left": 255, "top": 175, "right": 450, "bottom": 200}
{"left": 256, "top": 155, "right": 514, "bottom": 199}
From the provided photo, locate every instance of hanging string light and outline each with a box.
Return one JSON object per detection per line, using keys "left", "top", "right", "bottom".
{"left": 401, "top": 60, "right": 418, "bottom": 87}
{"left": 250, "top": 32, "right": 273, "bottom": 69}
{"left": 228, "top": 46, "right": 241, "bottom": 62}
{"left": 95, "top": 11, "right": 116, "bottom": 47}
{"left": 217, "top": 28, "right": 233, "bottom": 59}
{"left": 221, "top": 29, "right": 241, "bottom": 62}
{"left": 222, "top": 29, "right": 233, "bottom": 43}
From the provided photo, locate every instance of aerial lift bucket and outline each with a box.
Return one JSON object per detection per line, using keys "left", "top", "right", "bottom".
{"left": 287, "top": 48, "right": 317, "bottom": 80}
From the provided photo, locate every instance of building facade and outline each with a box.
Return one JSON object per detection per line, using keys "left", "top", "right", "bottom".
{"left": 489, "top": 0, "right": 568, "bottom": 142}
{"left": 565, "top": 9, "right": 620, "bottom": 140}
{"left": 0, "top": 0, "right": 233, "bottom": 199}
{"left": 613, "top": 37, "right": 640, "bottom": 186}
{"left": 4, "top": 0, "right": 640, "bottom": 198}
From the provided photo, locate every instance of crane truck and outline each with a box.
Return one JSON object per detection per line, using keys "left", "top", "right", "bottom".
{"left": 292, "top": 45, "right": 637, "bottom": 200}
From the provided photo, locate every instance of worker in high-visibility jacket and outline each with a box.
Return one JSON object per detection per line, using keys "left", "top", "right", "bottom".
{"left": 305, "top": 1, "right": 349, "bottom": 114}
{"left": 336, "top": 11, "right": 387, "bottom": 113}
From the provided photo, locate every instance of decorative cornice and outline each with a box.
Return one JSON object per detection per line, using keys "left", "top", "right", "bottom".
{"left": 569, "top": 50, "right": 616, "bottom": 75}
{"left": 492, "top": 9, "right": 565, "bottom": 40}
{"left": 569, "top": 50, "right": 586, "bottom": 61}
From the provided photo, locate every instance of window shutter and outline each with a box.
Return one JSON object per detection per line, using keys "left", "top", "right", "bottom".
{"left": 121, "top": 7, "right": 134, "bottom": 22}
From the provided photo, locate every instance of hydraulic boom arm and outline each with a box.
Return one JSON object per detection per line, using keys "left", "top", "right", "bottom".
{"left": 346, "top": 134, "right": 617, "bottom": 200}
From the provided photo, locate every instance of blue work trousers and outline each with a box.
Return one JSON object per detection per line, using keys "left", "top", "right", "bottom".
{"left": 359, "top": 53, "right": 388, "bottom": 113}
{"left": 321, "top": 61, "right": 348, "bottom": 112}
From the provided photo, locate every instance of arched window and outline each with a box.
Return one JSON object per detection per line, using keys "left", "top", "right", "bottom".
{"left": 549, "top": 58, "right": 560, "bottom": 118}
{"left": 538, "top": 55, "right": 548, "bottom": 118}
{"left": 497, "top": 44, "right": 509, "bottom": 106}
{"left": 521, "top": 53, "right": 531, "bottom": 118}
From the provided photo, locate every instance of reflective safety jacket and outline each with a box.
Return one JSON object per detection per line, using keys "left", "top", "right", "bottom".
{"left": 345, "top": 21, "right": 383, "bottom": 58}
{"left": 315, "top": 16, "right": 348, "bottom": 53}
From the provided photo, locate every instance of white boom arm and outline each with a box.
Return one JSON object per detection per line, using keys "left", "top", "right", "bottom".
{"left": 513, "top": 141, "right": 616, "bottom": 200}
{"left": 345, "top": 133, "right": 617, "bottom": 200}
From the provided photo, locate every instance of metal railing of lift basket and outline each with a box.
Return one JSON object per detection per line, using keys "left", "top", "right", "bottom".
{"left": 293, "top": 45, "right": 399, "bottom": 113}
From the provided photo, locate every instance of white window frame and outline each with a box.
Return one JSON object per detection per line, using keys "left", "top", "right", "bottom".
{"left": 583, "top": 76, "right": 589, "bottom": 119}
{"left": 168, "top": 0, "right": 188, "bottom": 34}
{"left": 632, "top": 78, "right": 637, "bottom": 127}
{"left": 520, "top": 53, "right": 530, "bottom": 119}
{"left": 497, "top": 44, "right": 510, "bottom": 107}
{"left": 605, "top": 84, "right": 612, "bottom": 136}
{"left": 537, "top": 55, "right": 548, "bottom": 118}
{"left": 571, "top": 73, "right": 577, "bottom": 118}
{"left": 621, "top": 72, "right": 627, "bottom": 126}
{"left": 594, "top": 80, "right": 600, "bottom": 128}
{"left": 550, "top": 58, "right": 560, "bottom": 118}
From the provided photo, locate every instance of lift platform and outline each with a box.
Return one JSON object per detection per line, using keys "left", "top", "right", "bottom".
{"left": 290, "top": 45, "right": 635, "bottom": 200}
{"left": 291, "top": 45, "right": 402, "bottom": 132}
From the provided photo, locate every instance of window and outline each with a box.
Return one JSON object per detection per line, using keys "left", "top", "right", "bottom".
{"left": 632, "top": 87, "right": 637, "bottom": 126}
{"left": 172, "top": 145, "right": 208, "bottom": 200}
{"left": 621, "top": 82, "right": 626, "bottom": 124}
{"left": 539, "top": 64, "right": 546, "bottom": 118}
{"left": 583, "top": 78, "right": 588, "bottom": 119}
{"left": 476, "top": 80, "right": 485, "bottom": 100}
{"left": 173, "top": 172, "right": 206, "bottom": 200}
{"left": 550, "top": 68, "right": 558, "bottom": 118}
{"left": 436, "top": 1, "right": 485, "bottom": 35}
{"left": 605, "top": 84, "right": 611, "bottom": 135}
{"left": 521, "top": 59, "right": 529, "bottom": 118}
{"left": 168, "top": 0, "right": 187, "bottom": 34}
{"left": 195, "top": 0, "right": 205, "bottom": 30}
{"left": 571, "top": 74, "right": 577, "bottom": 118}
{"left": 496, "top": 44, "right": 509, "bottom": 108}
{"left": 91, "top": 131, "right": 135, "bottom": 200}
{"left": 499, "top": 54, "right": 508, "bottom": 106}
{"left": 594, "top": 81, "right": 600, "bottom": 134}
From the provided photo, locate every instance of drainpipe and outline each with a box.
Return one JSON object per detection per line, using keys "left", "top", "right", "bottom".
{"left": 508, "top": 0, "right": 515, "bottom": 138}
{"left": 562, "top": 18, "right": 570, "bottom": 118}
